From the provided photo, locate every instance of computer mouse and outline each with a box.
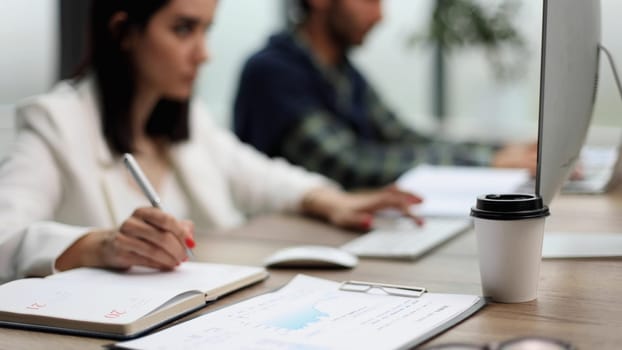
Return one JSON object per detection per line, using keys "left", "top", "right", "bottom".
{"left": 264, "top": 245, "right": 359, "bottom": 269}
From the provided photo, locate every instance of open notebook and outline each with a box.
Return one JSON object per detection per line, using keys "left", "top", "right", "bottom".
{"left": 0, "top": 262, "right": 268, "bottom": 339}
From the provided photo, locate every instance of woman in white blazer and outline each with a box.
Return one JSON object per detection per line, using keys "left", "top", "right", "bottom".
{"left": 0, "top": 0, "right": 422, "bottom": 282}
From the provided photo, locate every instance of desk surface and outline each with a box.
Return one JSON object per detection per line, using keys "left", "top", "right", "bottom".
{"left": 1, "top": 191, "right": 621, "bottom": 350}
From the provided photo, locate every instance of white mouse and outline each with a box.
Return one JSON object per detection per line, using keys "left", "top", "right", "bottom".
{"left": 264, "top": 245, "right": 358, "bottom": 269}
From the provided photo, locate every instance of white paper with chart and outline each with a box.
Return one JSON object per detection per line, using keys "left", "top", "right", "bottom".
{"left": 114, "top": 274, "right": 484, "bottom": 350}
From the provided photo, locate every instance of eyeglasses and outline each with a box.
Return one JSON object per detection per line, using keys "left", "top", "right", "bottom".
{"left": 422, "top": 336, "right": 575, "bottom": 350}
{"left": 339, "top": 280, "right": 427, "bottom": 298}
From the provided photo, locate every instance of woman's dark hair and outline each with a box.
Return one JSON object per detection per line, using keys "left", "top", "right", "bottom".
{"left": 77, "top": 0, "right": 190, "bottom": 156}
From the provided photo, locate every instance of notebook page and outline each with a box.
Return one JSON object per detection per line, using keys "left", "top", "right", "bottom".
{"left": 116, "top": 275, "right": 482, "bottom": 350}
{"left": 48, "top": 262, "right": 264, "bottom": 299}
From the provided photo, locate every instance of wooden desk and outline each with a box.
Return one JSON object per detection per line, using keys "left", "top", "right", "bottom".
{"left": 1, "top": 191, "right": 621, "bottom": 349}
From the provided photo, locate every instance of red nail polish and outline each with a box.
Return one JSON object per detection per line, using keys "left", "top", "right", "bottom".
{"left": 185, "top": 237, "right": 196, "bottom": 249}
{"left": 183, "top": 257, "right": 189, "bottom": 262}
{"left": 363, "top": 216, "right": 374, "bottom": 229}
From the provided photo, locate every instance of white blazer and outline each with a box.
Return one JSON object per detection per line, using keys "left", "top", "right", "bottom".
{"left": 0, "top": 77, "right": 329, "bottom": 282}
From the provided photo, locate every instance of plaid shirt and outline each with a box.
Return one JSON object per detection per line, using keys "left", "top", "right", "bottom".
{"left": 234, "top": 31, "right": 496, "bottom": 190}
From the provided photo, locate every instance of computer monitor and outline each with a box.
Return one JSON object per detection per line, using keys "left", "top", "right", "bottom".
{"left": 536, "top": 0, "right": 601, "bottom": 205}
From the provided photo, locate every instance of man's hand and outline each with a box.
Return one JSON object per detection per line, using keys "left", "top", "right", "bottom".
{"left": 302, "top": 185, "right": 424, "bottom": 231}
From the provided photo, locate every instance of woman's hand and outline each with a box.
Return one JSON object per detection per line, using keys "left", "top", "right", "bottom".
{"left": 302, "top": 185, "right": 424, "bottom": 231}
{"left": 55, "top": 207, "right": 195, "bottom": 272}
{"left": 492, "top": 142, "right": 538, "bottom": 176}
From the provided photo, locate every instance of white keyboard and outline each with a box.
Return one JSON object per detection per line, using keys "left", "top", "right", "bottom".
{"left": 518, "top": 146, "right": 621, "bottom": 194}
{"left": 341, "top": 218, "right": 472, "bottom": 260}
{"left": 562, "top": 146, "right": 620, "bottom": 193}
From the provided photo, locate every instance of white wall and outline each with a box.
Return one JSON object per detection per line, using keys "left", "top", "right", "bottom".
{"left": 353, "top": 0, "right": 622, "bottom": 143}
{"left": 352, "top": 0, "right": 541, "bottom": 142}
{"left": 351, "top": 0, "right": 437, "bottom": 133}
{"left": 0, "top": 0, "right": 58, "bottom": 105}
{"left": 195, "top": 0, "right": 285, "bottom": 127}
{"left": 0, "top": 0, "right": 58, "bottom": 156}
{"left": 594, "top": 0, "right": 622, "bottom": 127}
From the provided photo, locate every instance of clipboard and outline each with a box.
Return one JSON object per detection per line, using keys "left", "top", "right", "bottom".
{"left": 113, "top": 275, "right": 486, "bottom": 350}
{"left": 338, "top": 279, "right": 485, "bottom": 349}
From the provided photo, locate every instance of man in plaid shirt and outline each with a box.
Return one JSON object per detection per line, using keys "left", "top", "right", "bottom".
{"left": 234, "top": 0, "right": 536, "bottom": 190}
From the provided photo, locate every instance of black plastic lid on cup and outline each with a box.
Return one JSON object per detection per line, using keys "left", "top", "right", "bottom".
{"left": 470, "top": 194, "right": 550, "bottom": 221}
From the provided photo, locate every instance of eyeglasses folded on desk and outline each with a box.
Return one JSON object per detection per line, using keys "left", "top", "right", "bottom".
{"left": 422, "top": 336, "right": 575, "bottom": 350}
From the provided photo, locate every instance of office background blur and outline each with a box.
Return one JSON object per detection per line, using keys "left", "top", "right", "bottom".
{"left": 1, "top": 0, "right": 622, "bottom": 158}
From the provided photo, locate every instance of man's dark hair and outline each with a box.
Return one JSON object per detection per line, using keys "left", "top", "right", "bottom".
{"left": 76, "top": 0, "right": 189, "bottom": 156}
{"left": 295, "top": 0, "right": 311, "bottom": 22}
{"left": 299, "top": 0, "right": 310, "bottom": 16}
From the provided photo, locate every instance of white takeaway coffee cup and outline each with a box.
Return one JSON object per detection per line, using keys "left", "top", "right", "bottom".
{"left": 470, "top": 194, "right": 550, "bottom": 303}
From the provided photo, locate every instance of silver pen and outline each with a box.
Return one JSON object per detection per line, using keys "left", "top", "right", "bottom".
{"left": 122, "top": 153, "right": 195, "bottom": 260}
